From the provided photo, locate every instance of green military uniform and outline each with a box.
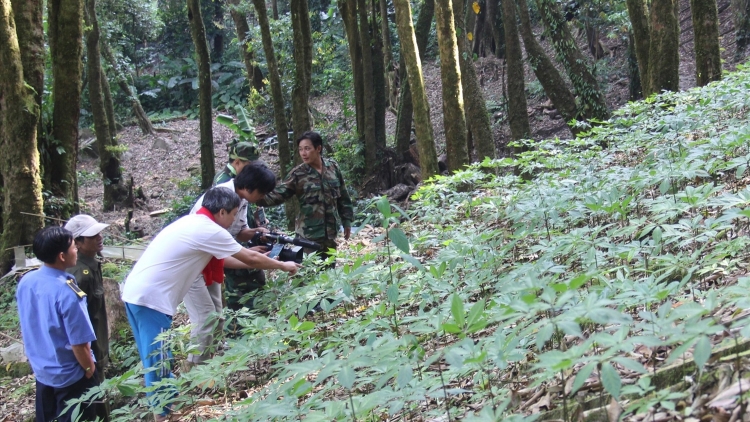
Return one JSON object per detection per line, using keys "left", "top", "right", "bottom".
{"left": 214, "top": 163, "right": 267, "bottom": 310}
{"left": 67, "top": 254, "right": 110, "bottom": 421}
{"left": 258, "top": 157, "right": 354, "bottom": 256}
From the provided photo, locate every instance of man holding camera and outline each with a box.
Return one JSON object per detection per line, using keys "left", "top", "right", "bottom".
{"left": 122, "top": 187, "right": 300, "bottom": 421}
{"left": 183, "top": 163, "right": 274, "bottom": 366}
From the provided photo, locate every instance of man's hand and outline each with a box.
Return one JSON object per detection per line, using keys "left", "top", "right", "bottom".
{"left": 249, "top": 245, "right": 269, "bottom": 254}
{"left": 279, "top": 261, "right": 302, "bottom": 275}
{"left": 344, "top": 226, "right": 351, "bottom": 240}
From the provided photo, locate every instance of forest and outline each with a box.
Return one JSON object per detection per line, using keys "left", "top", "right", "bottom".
{"left": 3, "top": 0, "right": 750, "bottom": 419}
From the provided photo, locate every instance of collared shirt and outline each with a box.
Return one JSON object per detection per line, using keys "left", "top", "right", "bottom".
{"left": 67, "top": 254, "right": 109, "bottom": 361}
{"left": 259, "top": 157, "right": 354, "bottom": 241}
{"left": 17, "top": 265, "right": 96, "bottom": 388}
{"left": 191, "top": 179, "right": 249, "bottom": 237}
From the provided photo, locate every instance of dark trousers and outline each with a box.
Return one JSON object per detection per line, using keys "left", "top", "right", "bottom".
{"left": 36, "top": 372, "right": 99, "bottom": 422}
{"left": 94, "top": 360, "right": 110, "bottom": 422}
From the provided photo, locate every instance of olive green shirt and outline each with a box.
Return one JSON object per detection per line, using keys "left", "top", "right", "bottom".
{"left": 66, "top": 254, "right": 109, "bottom": 361}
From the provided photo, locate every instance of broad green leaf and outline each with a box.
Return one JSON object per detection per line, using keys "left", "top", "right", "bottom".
{"left": 298, "top": 321, "right": 315, "bottom": 332}
{"left": 600, "top": 362, "right": 621, "bottom": 398}
{"left": 396, "top": 365, "right": 413, "bottom": 388}
{"left": 693, "top": 336, "right": 711, "bottom": 371}
{"left": 117, "top": 383, "right": 137, "bottom": 397}
{"left": 442, "top": 323, "right": 462, "bottom": 334}
{"left": 612, "top": 356, "right": 648, "bottom": 374}
{"left": 536, "top": 324, "right": 554, "bottom": 351}
{"left": 376, "top": 196, "right": 391, "bottom": 218}
{"left": 338, "top": 365, "right": 356, "bottom": 390}
{"left": 466, "top": 299, "right": 486, "bottom": 328}
{"left": 451, "top": 294, "right": 465, "bottom": 328}
{"left": 401, "top": 253, "right": 425, "bottom": 271}
{"left": 387, "top": 284, "right": 400, "bottom": 305}
{"left": 570, "top": 362, "right": 596, "bottom": 396}
{"left": 389, "top": 228, "right": 410, "bottom": 253}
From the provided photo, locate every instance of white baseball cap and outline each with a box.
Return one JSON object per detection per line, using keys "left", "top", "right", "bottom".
{"left": 64, "top": 215, "right": 109, "bottom": 238}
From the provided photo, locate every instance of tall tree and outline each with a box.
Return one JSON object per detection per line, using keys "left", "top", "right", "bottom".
{"left": 188, "top": 0, "right": 215, "bottom": 189}
{"left": 454, "top": 0, "right": 496, "bottom": 161}
{"left": 340, "top": 0, "right": 365, "bottom": 137}
{"left": 537, "top": 0, "right": 609, "bottom": 121}
{"left": 291, "top": 0, "right": 312, "bottom": 142}
{"left": 85, "top": 0, "right": 127, "bottom": 210}
{"left": 394, "top": 0, "right": 433, "bottom": 159}
{"left": 371, "top": 0, "right": 387, "bottom": 151}
{"left": 229, "top": 0, "right": 265, "bottom": 92}
{"left": 503, "top": 0, "right": 531, "bottom": 146}
{"left": 379, "top": 0, "right": 396, "bottom": 111}
{"left": 393, "top": 0, "right": 440, "bottom": 179}
{"left": 626, "top": 0, "right": 651, "bottom": 95}
{"left": 251, "top": 0, "right": 295, "bottom": 229}
{"left": 733, "top": 0, "right": 750, "bottom": 61}
{"left": 516, "top": 0, "right": 579, "bottom": 134}
{"left": 648, "top": 0, "right": 680, "bottom": 93}
{"left": 691, "top": 0, "right": 722, "bottom": 85}
{"left": 435, "top": 0, "right": 469, "bottom": 171}
{"left": 48, "top": 0, "right": 84, "bottom": 218}
{"left": 357, "top": 0, "right": 379, "bottom": 175}
{"left": 0, "top": 0, "right": 44, "bottom": 271}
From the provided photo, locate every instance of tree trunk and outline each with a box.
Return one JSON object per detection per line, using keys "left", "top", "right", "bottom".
{"left": 340, "top": 0, "right": 365, "bottom": 138}
{"left": 370, "top": 0, "right": 387, "bottom": 150}
{"left": 455, "top": 0, "right": 495, "bottom": 161}
{"left": 0, "top": 0, "right": 45, "bottom": 272}
{"left": 435, "top": 0, "right": 469, "bottom": 171}
{"left": 101, "top": 41, "right": 157, "bottom": 135}
{"left": 537, "top": 0, "right": 609, "bottom": 121}
{"left": 357, "top": 0, "right": 379, "bottom": 175}
{"left": 627, "top": 30, "right": 643, "bottom": 100}
{"left": 648, "top": 0, "right": 680, "bottom": 93}
{"left": 516, "top": 0, "right": 578, "bottom": 134}
{"left": 229, "top": 0, "right": 265, "bottom": 92}
{"left": 395, "top": 0, "right": 434, "bottom": 159}
{"left": 626, "top": 0, "right": 651, "bottom": 95}
{"left": 503, "top": 0, "right": 531, "bottom": 146}
{"left": 691, "top": 0, "right": 722, "bottom": 85}
{"left": 85, "top": 0, "right": 126, "bottom": 211}
{"left": 471, "top": 0, "right": 485, "bottom": 55}
{"left": 10, "top": 0, "right": 44, "bottom": 161}
{"left": 393, "top": 0, "right": 440, "bottom": 179}
{"left": 379, "top": 0, "right": 396, "bottom": 110}
{"left": 48, "top": 0, "right": 83, "bottom": 218}
{"left": 486, "top": 0, "right": 504, "bottom": 58}
{"left": 733, "top": 0, "right": 750, "bottom": 61}
{"left": 213, "top": 0, "right": 225, "bottom": 60}
{"left": 188, "top": 0, "right": 215, "bottom": 190}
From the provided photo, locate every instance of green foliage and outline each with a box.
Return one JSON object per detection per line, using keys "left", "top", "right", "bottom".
{"left": 216, "top": 106, "right": 257, "bottom": 144}
{"left": 162, "top": 176, "right": 201, "bottom": 226}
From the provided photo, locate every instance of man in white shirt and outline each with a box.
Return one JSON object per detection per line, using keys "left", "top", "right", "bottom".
{"left": 121, "top": 187, "right": 299, "bottom": 421}
{"left": 184, "top": 163, "right": 274, "bottom": 366}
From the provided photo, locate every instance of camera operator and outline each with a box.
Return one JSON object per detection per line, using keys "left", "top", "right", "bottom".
{"left": 183, "top": 163, "right": 274, "bottom": 367}
{"left": 121, "top": 187, "right": 300, "bottom": 421}
{"left": 258, "top": 131, "right": 354, "bottom": 265}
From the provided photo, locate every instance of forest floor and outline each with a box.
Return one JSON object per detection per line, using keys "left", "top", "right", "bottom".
{"left": 1, "top": 1, "right": 748, "bottom": 420}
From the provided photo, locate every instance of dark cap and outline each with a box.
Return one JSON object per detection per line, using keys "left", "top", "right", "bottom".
{"left": 229, "top": 141, "right": 259, "bottom": 162}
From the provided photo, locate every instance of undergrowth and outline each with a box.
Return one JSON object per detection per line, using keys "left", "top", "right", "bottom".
{"left": 84, "top": 64, "right": 750, "bottom": 421}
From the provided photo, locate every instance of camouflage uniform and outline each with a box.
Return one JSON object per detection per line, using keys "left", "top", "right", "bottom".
{"left": 66, "top": 254, "right": 110, "bottom": 421}
{"left": 258, "top": 157, "right": 354, "bottom": 256}
{"left": 214, "top": 164, "right": 267, "bottom": 310}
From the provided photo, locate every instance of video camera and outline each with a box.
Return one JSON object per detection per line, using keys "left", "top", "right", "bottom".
{"left": 251, "top": 232, "right": 320, "bottom": 264}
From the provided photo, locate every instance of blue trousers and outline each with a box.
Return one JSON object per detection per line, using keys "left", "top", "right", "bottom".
{"left": 124, "top": 302, "right": 176, "bottom": 415}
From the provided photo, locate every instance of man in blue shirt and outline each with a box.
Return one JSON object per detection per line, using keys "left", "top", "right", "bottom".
{"left": 17, "top": 226, "right": 99, "bottom": 422}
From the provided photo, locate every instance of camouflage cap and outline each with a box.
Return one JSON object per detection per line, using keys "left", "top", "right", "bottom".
{"left": 230, "top": 141, "right": 260, "bottom": 162}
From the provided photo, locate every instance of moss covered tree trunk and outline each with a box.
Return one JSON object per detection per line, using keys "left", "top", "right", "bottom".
{"left": 516, "top": 0, "right": 578, "bottom": 134}
{"left": 627, "top": 30, "right": 643, "bottom": 100}
{"left": 357, "top": 0, "right": 379, "bottom": 175}
{"left": 48, "top": 0, "right": 83, "bottom": 218}
{"left": 691, "top": 0, "right": 722, "bottom": 85}
{"left": 454, "top": 0, "right": 495, "bottom": 161}
{"left": 188, "top": 0, "right": 215, "bottom": 190}
{"left": 370, "top": 0, "right": 387, "bottom": 151}
{"left": 626, "top": 0, "right": 650, "bottom": 95}
{"left": 10, "top": 0, "right": 43, "bottom": 157}
{"left": 395, "top": 0, "right": 433, "bottom": 158}
{"left": 229, "top": 0, "right": 265, "bottom": 92}
{"left": 291, "top": 0, "right": 312, "bottom": 143}
{"left": 394, "top": 0, "right": 439, "bottom": 179}
{"left": 733, "top": 0, "right": 750, "bottom": 61}
{"left": 85, "top": 0, "right": 126, "bottom": 210}
{"left": 648, "top": 0, "right": 680, "bottom": 93}
{"left": 0, "top": 0, "right": 44, "bottom": 271}
{"left": 503, "top": 0, "right": 531, "bottom": 146}
{"left": 537, "top": 0, "right": 609, "bottom": 121}
{"left": 486, "top": 0, "right": 504, "bottom": 58}
{"left": 379, "top": 0, "right": 395, "bottom": 110}
{"left": 435, "top": 0, "right": 469, "bottom": 171}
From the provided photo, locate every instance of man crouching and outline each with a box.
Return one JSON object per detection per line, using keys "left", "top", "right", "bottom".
{"left": 121, "top": 187, "right": 300, "bottom": 421}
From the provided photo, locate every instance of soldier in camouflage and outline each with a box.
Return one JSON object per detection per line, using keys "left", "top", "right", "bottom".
{"left": 215, "top": 141, "right": 269, "bottom": 310}
{"left": 258, "top": 131, "right": 354, "bottom": 262}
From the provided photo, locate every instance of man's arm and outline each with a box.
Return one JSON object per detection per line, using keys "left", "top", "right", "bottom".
{"left": 257, "top": 172, "right": 297, "bottom": 207}
{"left": 71, "top": 343, "right": 96, "bottom": 379}
{"left": 235, "top": 227, "right": 270, "bottom": 243}
{"left": 226, "top": 248, "right": 300, "bottom": 275}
